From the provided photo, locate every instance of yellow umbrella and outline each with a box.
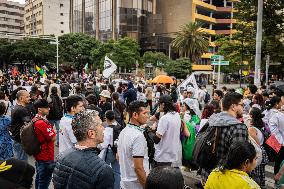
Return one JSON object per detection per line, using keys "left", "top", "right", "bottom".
{"left": 151, "top": 75, "right": 174, "bottom": 84}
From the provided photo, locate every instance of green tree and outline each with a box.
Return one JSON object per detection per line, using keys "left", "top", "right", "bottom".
{"left": 142, "top": 51, "right": 169, "bottom": 67}
{"left": 0, "top": 39, "right": 14, "bottom": 68}
{"left": 59, "top": 33, "right": 100, "bottom": 69}
{"left": 172, "top": 22, "right": 209, "bottom": 63}
{"left": 216, "top": 0, "right": 284, "bottom": 73}
{"left": 91, "top": 37, "right": 140, "bottom": 71}
{"left": 12, "top": 38, "right": 55, "bottom": 66}
{"left": 165, "top": 58, "right": 192, "bottom": 79}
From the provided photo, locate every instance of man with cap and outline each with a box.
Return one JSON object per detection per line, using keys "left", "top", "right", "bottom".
{"left": 151, "top": 94, "right": 182, "bottom": 168}
{"left": 33, "top": 99, "right": 56, "bottom": 189}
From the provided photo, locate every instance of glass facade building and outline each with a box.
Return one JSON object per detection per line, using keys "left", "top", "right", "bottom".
{"left": 70, "top": 0, "right": 155, "bottom": 41}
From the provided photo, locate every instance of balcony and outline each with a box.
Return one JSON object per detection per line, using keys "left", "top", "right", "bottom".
{"left": 216, "top": 19, "right": 237, "bottom": 24}
{"left": 195, "top": 13, "right": 216, "bottom": 23}
{"left": 215, "top": 29, "right": 237, "bottom": 35}
{"left": 193, "top": 0, "right": 217, "bottom": 11}
{"left": 200, "top": 28, "right": 216, "bottom": 35}
{"left": 192, "top": 64, "right": 213, "bottom": 71}
{"left": 201, "top": 53, "right": 213, "bottom": 59}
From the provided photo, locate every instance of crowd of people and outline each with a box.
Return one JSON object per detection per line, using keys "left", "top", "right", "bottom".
{"left": 0, "top": 72, "right": 284, "bottom": 189}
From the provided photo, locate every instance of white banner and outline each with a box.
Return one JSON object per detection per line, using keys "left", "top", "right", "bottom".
{"left": 103, "top": 56, "right": 117, "bottom": 78}
{"left": 177, "top": 73, "right": 199, "bottom": 92}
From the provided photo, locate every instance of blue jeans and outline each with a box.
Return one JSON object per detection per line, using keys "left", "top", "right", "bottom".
{"left": 13, "top": 141, "right": 28, "bottom": 161}
{"left": 49, "top": 120, "right": 60, "bottom": 145}
{"left": 35, "top": 160, "right": 55, "bottom": 189}
{"left": 111, "top": 160, "right": 121, "bottom": 189}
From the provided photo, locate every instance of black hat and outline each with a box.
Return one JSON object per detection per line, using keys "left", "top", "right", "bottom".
{"left": 159, "top": 95, "right": 173, "bottom": 104}
{"left": 34, "top": 99, "right": 49, "bottom": 109}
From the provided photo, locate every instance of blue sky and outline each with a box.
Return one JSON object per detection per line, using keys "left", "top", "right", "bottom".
{"left": 9, "top": 0, "right": 25, "bottom": 4}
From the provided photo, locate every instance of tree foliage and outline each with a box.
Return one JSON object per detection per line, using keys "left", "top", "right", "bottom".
{"left": 59, "top": 33, "right": 100, "bottom": 69}
{"left": 172, "top": 22, "right": 209, "bottom": 63}
{"left": 165, "top": 58, "right": 192, "bottom": 79}
{"left": 216, "top": 0, "right": 284, "bottom": 73}
{"left": 142, "top": 51, "right": 169, "bottom": 67}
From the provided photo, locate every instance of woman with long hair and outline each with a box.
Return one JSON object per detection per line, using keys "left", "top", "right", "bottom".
{"left": 248, "top": 107, "right": 269, "bottom": 188}
{"left": 111, "top": 92, "right": 126, "bottom": 127}
{"left": 205, "top": 141, "right": 260, "bottom": 189}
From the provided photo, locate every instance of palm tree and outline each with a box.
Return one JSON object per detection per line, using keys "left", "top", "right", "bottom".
{"left": 172, "top": 22, "right": 209, "bottom": 63}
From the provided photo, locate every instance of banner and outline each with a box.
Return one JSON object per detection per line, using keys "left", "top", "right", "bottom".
{"left": 177, "top": 73, "right": 199, "bottom": 92}
{"left": 103, "top": 56, "right": 117, "bottom": 78}
{"left": 36, "top": 65, "right": 46, "bottom": 77}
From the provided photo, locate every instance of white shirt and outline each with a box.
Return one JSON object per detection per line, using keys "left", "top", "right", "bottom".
{"left": 59, "top": 115, "right": 77, "bottom": 153}
{"left": 155, "top": 112, "right": 182, "bottom": 165}
{"left": 268, "top": 109, "right": 284, "bottom": 145}
{"left": 118, "top": 125, "right": 149, "bottom": 189}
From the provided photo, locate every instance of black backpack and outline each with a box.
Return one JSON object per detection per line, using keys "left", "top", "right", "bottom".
{"left": 20, "top": 118, "right": 42, "bottom": 156}
{"left": 204, "top": 92, "right": 211, "bottom": 104}
{"left": 192, "top": 123, "right": 221, "bottom": 170}
{"left": 143, "top": 127, "right": 155, "bottom": 165}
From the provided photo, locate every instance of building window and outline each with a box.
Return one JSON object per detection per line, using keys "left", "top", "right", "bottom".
{"left": 61, "top": 30, "right": 64, "bottom": 33}
{"left": 60, "top": 22, "right": 64, "bottom": 24}
{"left": 60, "top": 4, "right": 63, "bottom": 7}
{"left": 60, "top": 13, "right": 63, "bottom": 16}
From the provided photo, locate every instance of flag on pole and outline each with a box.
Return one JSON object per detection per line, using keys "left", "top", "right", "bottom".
{"left": 177, "top": 73, "right": 199, "bottom": 94}
{"left": 83, "top": 63, "right": 89, "bottom": 74}
{"left": 103, "top": 56, "right": 117, "bottom": 78}
{"left": 36, "top": 65, "right": 46, "bottom": 77}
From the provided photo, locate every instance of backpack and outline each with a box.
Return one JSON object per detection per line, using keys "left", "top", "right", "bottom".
{"left": 143, "top": 127, "right": 156, "bottom": 165}
{"left": 20, "top": 118, "right": 42, "bottom": 155}
{"left": 60, "top": 83, "right": 70, "bottom": 97}
{"left": 192, "top": 123, "right": 221, "bottom": 170}
{"left": 204, "top": 92, "right": 210, "bottom": 104}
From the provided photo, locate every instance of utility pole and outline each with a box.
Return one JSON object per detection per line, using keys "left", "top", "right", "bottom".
{"left": 254, "top": 0, "right": 263, "bottom": 87}
{"left": 265, "top": 54, "right": 270, "bottom": 90}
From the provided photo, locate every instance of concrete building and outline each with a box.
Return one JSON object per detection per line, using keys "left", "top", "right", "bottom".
{"left": 0, "top": 0, "right": 24, "bottom": 40}
{"left": 144, "top": 0, "right": 237, "bottom": 71}
{"left": 24, "top": 0, "right": 70, "bottom": 36}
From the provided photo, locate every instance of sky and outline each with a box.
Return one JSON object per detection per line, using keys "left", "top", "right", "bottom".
{"left": 9, "top": 0, "right": 25, "bottom": 4}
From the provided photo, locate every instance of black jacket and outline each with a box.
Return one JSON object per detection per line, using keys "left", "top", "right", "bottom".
{"left": 10, "top": 104, "right": 31, "bottom": 143}
{"left": 53, "top": 147, "right": 114, "bottom": 189}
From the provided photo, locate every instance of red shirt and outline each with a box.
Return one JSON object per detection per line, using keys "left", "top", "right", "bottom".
{"left": 34, "top": 117, "right": 56, "bottom": 161}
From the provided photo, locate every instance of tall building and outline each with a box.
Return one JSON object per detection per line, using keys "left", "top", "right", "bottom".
{"left": 70, "top": 0, "right": 156, "bottom": 41}
{"left": 0, "top": 0, "right": 24, "bottom": 40}
{"left": 24, "top": 0, "right": 70, "bottom": 36}
{"left": 145, "top": 0, "right": 237, "bottom": 71}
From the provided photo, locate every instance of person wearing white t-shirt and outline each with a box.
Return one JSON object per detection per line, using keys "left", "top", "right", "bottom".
{"left": 117, "top": 101, "right": 149, "bottom": 189}
{"left": 59, "top": 95, "right": 84, "bottom": 153}
{"left": 152, "top": 94, "right": 182, "bottom": 168}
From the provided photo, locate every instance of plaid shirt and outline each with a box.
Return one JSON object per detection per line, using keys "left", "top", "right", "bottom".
{"left": 215, "top": 123, "right": 249, "bottom": 166}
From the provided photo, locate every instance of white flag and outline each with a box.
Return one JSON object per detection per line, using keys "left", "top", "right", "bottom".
{"left": 103, "top": 56, "right": 117, "bottom": 78}
{"left": 177, "top": 73, "right": 199, "bottom": 92}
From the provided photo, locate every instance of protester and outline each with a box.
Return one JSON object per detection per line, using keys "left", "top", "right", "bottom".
{"left": 33, "top": 99, "right": 56, "bottom": 189}
{"left": 99, "top": 90, "right": 112, "bottom": 121}
{"left": 123, "top": 81, "right": 137, "bottom": 106}
{"left": 10, "top": 90, "right": 31, "bottom": 161}
{"left": 85, "top": 94, "right": 102, "bottom": 114}
{"left": 145, "top": 84, "right": 153, "bottom": 112}
{"left": 145, "top": 166, "right": 185, "bottom": 189}
{"left": 47, "top": 87, "right": 63, "bottom": 146}
{"left": 199, "top": 104, "right": 215, "bottom": 132}
{"left": 152, "top": 95, "right": 182, "bottom": 168}
{"left": 248, "top": 107, "right": 269, "bottom": 188}
{"left": 60, "top": 77, "right": 72, "bottom": 98}
{"left": 99, "top": 110, "right": 122, "bottom": 189}
{"left": 58, "top": 95, "right": 84, "bottom": 153}
{"left": 0, "top": 102, "right": 13, "bottom": 160}
{"left": 210, "top": 89, "right": 223, "bottom": 112}
{"left": 137, "top": 86, "right": 147, "bottom": 103}
{"left": 204, "top": 141, "right": 260, "bottom": 189}
{"left": 53, "top": 111, "right": 114, "bottom": 189}
{"left": 200, "top": 92, "right": 248, "bottom": 183}
{"left": 117, "top": 101, "right": 149, "bottom": 189}
{"left": 0, "top": 91, "right": 11, "bottom": 116}
{"left": 111, "top": 92, "right": 126, "bottom": 127}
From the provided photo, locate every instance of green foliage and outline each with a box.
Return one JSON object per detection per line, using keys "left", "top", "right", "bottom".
{"left": 91, "top": 37, "right": 140, "bottom": 70}
{"left": 172, "top": 22, "right": 209, "bottom": 63}
{"left": 216, "top": 0, "right": 284, "bottom": 72}
{"left": 0, "top": 39, "right": 14, "bottom": 66}
{"left": 165, "top": 58, "right": 192, "bottom": 79}
{"left": 59, "top": 33, "right": 100, "bottom": 69}
{"left": 142, "top": 51, "right": 169, "bottom": 67}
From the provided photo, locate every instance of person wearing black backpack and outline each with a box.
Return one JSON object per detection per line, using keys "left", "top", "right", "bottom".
{"left": 195, "top": 92, "right": 248, "bottom": 185}
{"left": 47, "top": 87, "right": 63, "bottom": 146}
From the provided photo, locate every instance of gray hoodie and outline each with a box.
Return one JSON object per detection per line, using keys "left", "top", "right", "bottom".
{"left": 208, "top": 112, "right": 242, "bottom": 127}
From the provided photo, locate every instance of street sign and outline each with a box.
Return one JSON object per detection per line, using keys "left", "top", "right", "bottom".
{"left": 211, "top": 55, "right": 224, "bottom": 60}
{"left": 211, "top": 61, "right": 230, "bottom": 66}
